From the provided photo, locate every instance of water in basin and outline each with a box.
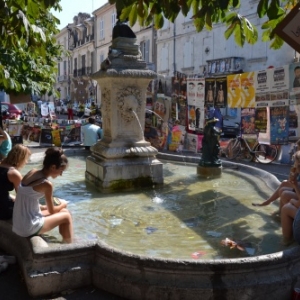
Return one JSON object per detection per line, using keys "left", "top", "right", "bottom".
{"left": 22, "top": 156, "right": 291, "bottom": 260}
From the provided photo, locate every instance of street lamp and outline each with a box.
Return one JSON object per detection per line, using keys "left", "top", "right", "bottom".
{"left": 67, "top": 26, "right": 72, "bottom": 101}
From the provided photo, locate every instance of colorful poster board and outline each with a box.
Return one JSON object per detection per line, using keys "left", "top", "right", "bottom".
{"left": 241, "top": 72, "right": 255, "bottom": 108}
{"left": 241, "top": 108, "right": 256, "bottom": 134}
{"left": 227, "top": 74, "right": 241, "bottom": 108}
{"left": 215, "top": 77, "right": 227, "bottom": 108}
{"left": 270, "top": 106, "right": 289, "bottom": 144}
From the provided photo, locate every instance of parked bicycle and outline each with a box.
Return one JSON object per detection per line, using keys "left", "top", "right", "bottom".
{"left": 224, "top": 135, "right": 278, "bottom": 164}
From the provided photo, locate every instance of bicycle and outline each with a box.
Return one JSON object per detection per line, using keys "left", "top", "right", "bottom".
{"left": 224, "top": 135, "right": 278, "bottom": 164}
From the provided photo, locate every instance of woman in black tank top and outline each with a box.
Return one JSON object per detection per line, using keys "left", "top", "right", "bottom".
{"left": 0, "top": 145, "right": 31, "bottom": 219}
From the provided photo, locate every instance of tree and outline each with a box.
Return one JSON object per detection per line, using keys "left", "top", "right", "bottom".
{"left": 109, "top": 0, "right": 298, "bottom": 49}
{"left": 0, "top": 0, "right": 63, "bottom": 96}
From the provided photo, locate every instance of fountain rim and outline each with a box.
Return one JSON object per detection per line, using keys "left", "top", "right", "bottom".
{"left": 28, "top": 147, "right": 286, "bottom": 264}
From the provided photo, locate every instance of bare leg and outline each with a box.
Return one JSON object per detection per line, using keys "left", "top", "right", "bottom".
{"left": 39, "top": 210, "right": 73, "bottom": 243}
{"left": 281, "top": 202, "right": 298, "bottom": 242}
{"left": 280, "top": 190, "right": 298, "bottom": 211}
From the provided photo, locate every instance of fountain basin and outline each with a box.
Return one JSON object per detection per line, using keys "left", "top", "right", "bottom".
{"left": 0, "top": 149, "right": 299, "bottom": 299}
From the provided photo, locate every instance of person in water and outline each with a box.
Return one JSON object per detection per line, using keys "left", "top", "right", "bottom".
{"left": 12, "top": 147, "right": 73, "bottom": 243}
{"left": 0, "top": 144, "right": 31, "bottom": 220}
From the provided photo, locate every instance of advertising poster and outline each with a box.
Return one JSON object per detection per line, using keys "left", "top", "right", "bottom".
{"left": 255, "top": 107, "right": 268, "bottom": 133}
{"left": 270, "top": 106, "right": 289, "bottom": 144}
{"left": 154, "top": 94, "right": 167, "bottom": 119}
{"left": 21, "top": 125, "right": 41, "bottom": 143}
{"left": 215, "top": 77, "right": 227, "bottom": 108}
{"left": 168, "top": 124, "right": 186, "bottom": 151}
{"left": 186, "top": 133, "right": 198, "bottom": 153}
{"left": 269, "top": 65, "right": 289, "bottom": 107}
{"left": 187, "top": 77, "right": 205, "bottom": 108}
{"left": 61, "top": 124, "right": 82, "bottom": 145}
{"left": 254, "top": 69, "right": 272, "bottom": 107}
{"left": 227, "top": 74, "right": 241, "bottom": 108}
{"left": 289, "top": 62, "right": 300, "bottom": 104}
{"left": 172, "top": 75, "right": 180, "bottom": 96}
{"left": 205, "top": 78, "right": 215, "bottom": 106}
{"left": 188, "top": 105, "right": 196, "bottom": 130}
{"left": 51, "top": 129, "right": 62, "bottom": 147}
{"left": 241, "top": 108, "right": 256, "bottom": 134}
{"left": 40, "top": 128, "right": 53, "bottom": 146}
{"left": 241, "top": 72, "right": 255, "bottom": 108}
{"left": 177, "top": 96, "right": 187, "bottom": 126}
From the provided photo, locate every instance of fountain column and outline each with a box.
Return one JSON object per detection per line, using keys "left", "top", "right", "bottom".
{"left": 86, "top": 34, "right": 163, "bottom": 191}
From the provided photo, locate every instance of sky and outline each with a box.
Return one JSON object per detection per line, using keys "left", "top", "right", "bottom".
{"left": 52, "top": 0, "right": 107, "bottom": 30}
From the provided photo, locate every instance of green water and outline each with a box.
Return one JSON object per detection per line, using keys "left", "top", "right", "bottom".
{"left": 22, "top": 156, "right": 293, "bottom": 260}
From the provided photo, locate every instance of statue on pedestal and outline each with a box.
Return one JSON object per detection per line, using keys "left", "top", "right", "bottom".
{"left": 199, "top": 117, "right": 222, "bottom": 167}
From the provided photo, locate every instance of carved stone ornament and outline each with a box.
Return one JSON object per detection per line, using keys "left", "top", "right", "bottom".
{"left": 116, "top": 87, "right": 141, "bottom": 123}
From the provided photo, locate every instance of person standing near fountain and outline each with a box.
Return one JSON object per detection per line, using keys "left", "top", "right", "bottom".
{"left": 12, "top": 147, "right": 73, "bottom": 244}
{"left": 81, "top": 117, "right": 102, "bottom": 150}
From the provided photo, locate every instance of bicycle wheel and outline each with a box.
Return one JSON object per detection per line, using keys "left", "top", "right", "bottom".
{"left": 254, "top": 143, "right": 278, "bottom": 164}
{"left": 225, "top": 138, "right": 241, "bottom": 159}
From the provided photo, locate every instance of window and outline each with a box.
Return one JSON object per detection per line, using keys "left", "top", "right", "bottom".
{"left": 140, "top": 40, "right": 150, "bottom": 62}
{"left": 57, "top": 62, "right": 60, "bottom": 76}
{"left": 112, "top": 12, "right": 116, "bottom": 28}
{"left": 160, "top": 46, "right": 168, "bottom": 71}
{"left": 100, "top": 54, "right": 104, "bottom": 63}
{"left": 74, "top": 58, "right": 77, "bottom": 76}
{"left": 63, "top": 61, "right": 67, "bottom": 75}
{"left": 82, "top": 55, "right": 86, "bottom": 75}
{"left": 183, "top": 40, "right": 193, "bottom": 68}
{"left": 99, "top": 18, "right": 104, "bottom": 39}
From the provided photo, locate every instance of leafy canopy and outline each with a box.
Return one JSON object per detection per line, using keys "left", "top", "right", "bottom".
{"left": 109, "top": 0, "right": 298, "bottom": 49}
{"left": 0, "top": 0, "right": 63, "bottom": 95}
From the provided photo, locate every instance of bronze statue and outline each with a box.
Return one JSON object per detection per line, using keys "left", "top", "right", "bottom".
{"left": 199, "top": 117, "right": 222, "bottom": 167}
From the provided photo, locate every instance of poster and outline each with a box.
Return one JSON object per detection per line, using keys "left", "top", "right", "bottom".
{"left": 227, "top": 74, "right": 241, "bottom": 108}
{"left": 154, "top": 94, "right": 167, "bottom": 119}
{"left": 241, "top": 72, "right": 255, "bottom": 108}
{"left": 241, "top": 108, "right": 256, "bottom": 134}
{"left": 269, "top": 65, "right": 290, "bottom": 107}
{"left": 289, "top": 62, "right": 300, "bottom": 104}
{"left": 270, "top": 106, "right": 289, "bottom": 144}
{"left": 188, "top": 105, "right": 196, "bottom": 130}
{"left": 255, "top": 107, "right": 268, "bottom": 133}
{"left": 205, "top": 78, "right": 215, "bottom": 106}
{"left": 168, "top": 124, "right": 186, "bottom": 151}
{"left": 186, "top": 133, "right": 198, "bottom": 153}
{"left": 61, "top": 125, "right": 81, "bottom": 145}
{"left": 215, "top": 77, "right": 227, "bottom": 108}
{"left": 21, "top": 125, "right": 41, "bottom": 143}
{"left": 40, "top": 128, "right": 53, "bottom": 146}
{"left": 187, "top": 77, "right": 205, "bottom": 107}
{"left": 52, "top": 129, "right": 62, "bottom": 147}
{"left": 254, "top": 69, "right": 272, "bottom": 107}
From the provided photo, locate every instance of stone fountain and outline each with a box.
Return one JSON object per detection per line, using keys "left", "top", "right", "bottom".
{"left": 86, "top": 21, "right": 163, "bottom": 191}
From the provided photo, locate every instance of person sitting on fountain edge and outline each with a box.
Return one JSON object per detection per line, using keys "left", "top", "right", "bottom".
{"left": 144, "top": 118, "right": 160, "bottom": 148}
{"left": 12, "top": 147, "right": 73, "bottom": 243}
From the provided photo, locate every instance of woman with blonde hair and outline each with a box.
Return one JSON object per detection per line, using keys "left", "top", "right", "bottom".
{"left": 0, "top": 144, "right": 31, "bottom": 220}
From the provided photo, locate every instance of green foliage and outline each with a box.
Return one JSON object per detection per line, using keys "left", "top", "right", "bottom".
{"left": 109, "top": 0, "right": 296, "bottom": 49}
{"left": 0, "top": 0, "right": 62, "bottom": 96}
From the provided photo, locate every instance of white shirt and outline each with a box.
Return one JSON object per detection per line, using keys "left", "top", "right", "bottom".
{"left": 81, "top": 123, "right": 102, "bottom": 146}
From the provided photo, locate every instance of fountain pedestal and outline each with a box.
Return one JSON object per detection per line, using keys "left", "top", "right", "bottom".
{"left": 86, "top": 36, "right": 163, "bottom": 191}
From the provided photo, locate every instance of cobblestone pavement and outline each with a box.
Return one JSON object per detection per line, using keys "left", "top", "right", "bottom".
{"left": 0, "top": 147, "right": 292, "bottom": 299}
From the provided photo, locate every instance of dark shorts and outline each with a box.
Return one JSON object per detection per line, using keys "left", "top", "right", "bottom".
{"left": 293, "top": 209, "right": 300, "bottom": 244}
{"left": 0, "top": 198, "right": 14, "bottom": 220}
